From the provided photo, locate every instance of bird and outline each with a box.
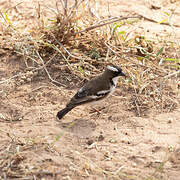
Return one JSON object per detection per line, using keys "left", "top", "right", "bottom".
{"left": 56, "top": 65, "right": 126, "bottom": 120}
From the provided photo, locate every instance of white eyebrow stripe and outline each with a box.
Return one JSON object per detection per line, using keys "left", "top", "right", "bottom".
{"left": 107, "top": 65, "right": 118, "bottom": 72}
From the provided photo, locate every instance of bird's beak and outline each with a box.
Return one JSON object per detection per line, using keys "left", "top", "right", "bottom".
{"left": 120, "top": 71, "right": 126, "bottom": 77}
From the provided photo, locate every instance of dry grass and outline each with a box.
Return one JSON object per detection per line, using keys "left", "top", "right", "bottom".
{"left": 0, "top": 0, "right": 180, "bottom": 179}
{"left": 3, "top": 0, "right": 178, "bottom": 115}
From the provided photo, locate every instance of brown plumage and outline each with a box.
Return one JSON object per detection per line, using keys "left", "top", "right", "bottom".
{"left": 57, "top": 65, "right": 126, "bottom": 120}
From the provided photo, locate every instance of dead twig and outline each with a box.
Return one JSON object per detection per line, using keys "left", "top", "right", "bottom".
{"left": 6, "top": 2, "right": 23, "bottom": 13}
{"left": 75, "top": 16, "right": 140, "bottom": 34}
{"left": 75, "top": 14, "right": 180, "bottom": 35}
{"left": 138, "top": 14, "right": 180, "bottom": 27}
{"left": 51, "top": 33, "right": 84, "bottom": 61}
{"left": 0, "top": 48, "right": 67, "bottom": 87}
{"left": 0, "top": 74, "right": 20, "bottom": 85}
{"left": 163, "top": 70, "right": 180, "bottom": 79}
{"left": 36, "top": 50, "right": 66, "bottom": 87}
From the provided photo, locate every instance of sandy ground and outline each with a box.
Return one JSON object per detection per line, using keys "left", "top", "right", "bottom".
{"left": 0, "top": 0, "right": 180, "bottom": 179}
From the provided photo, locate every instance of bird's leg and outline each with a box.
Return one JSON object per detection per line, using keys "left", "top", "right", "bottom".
{"left": 90, "top": 107, "right": 101, "bottom": 114}
{"left": 89, "top": 106, "right": 106, "bottom": 114}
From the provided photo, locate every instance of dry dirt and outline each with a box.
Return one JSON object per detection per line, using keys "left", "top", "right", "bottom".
{"left": 0, "top": 0, "right": 180, "bottom": 180}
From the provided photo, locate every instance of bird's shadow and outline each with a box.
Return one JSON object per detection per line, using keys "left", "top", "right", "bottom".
{"left": 58, "top": 118, "right": 96, "bottom": 138}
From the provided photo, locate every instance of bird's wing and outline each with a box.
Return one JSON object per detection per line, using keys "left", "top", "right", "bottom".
{"left": 67, "top": 86, "right": 111, "bottom": 107}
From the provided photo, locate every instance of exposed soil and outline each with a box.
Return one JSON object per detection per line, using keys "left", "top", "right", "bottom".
{"left": 0, "top": 0, "right": 180, "bottom": 179}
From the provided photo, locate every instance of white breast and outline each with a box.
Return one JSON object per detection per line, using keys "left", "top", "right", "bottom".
{"left": 112, "top": 76, "right": 119, "bottom": 86}
{"left": 109, "top": 76, "right": 119, "bottom": 95}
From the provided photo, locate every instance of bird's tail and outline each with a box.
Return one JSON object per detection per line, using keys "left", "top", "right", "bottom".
{"left": 56, "top": 106, "right": 74, "bottom": 120}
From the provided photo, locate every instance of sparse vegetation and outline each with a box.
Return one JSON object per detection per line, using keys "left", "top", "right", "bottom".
{"left": 0, "top": 0, "right": 180, "bottom": 179}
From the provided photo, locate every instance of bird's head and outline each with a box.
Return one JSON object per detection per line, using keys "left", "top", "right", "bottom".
{"left": 106, "top": 65, "right": 126, "bottom": 78}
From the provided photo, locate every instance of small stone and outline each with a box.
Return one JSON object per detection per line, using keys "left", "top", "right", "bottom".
{"left": 86, "top": 139, "right": 94, "bottom": 145}
{"left": 109, "top": 138, "right": 117, "bottom": 143}
{"left": 167, "top": 117, "right": 173, "bottom": 124}
{"left": 26, "top": 78, "right": 31, "bottom": 82}
{"left": 98, "top": 134, "right": 104, "bottom": 141}
{"left": 132, "top": 162, "right": 137, "bottom": 167}
{"left": 108, "top": 116, "right": 112, "bottom": 120}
